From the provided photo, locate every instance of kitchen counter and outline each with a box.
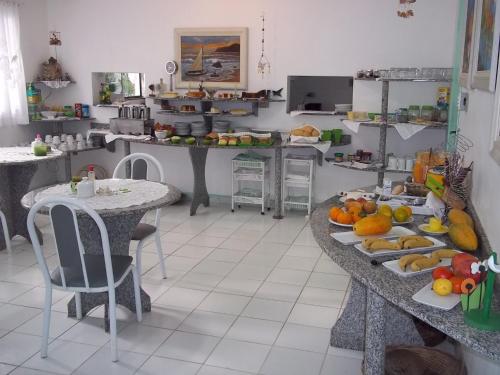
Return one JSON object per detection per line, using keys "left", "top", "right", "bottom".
{"left": 310, "top": 191, "right": 500, "bottom": 374}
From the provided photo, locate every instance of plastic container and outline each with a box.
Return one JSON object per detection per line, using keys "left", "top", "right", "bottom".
{"left": 396, "top": 108, "right": 409, "bottom": 123}
{"left": 408, "top": 105, "right": 420, "bottom": 122}
{"left": 421, "top": 106, "right": 435, "bottom": 122}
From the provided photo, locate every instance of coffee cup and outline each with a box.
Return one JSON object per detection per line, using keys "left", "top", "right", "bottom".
{"left": 66, "top": 135, "right": 74, "bottom": 143}
{"left": 52, "top": 136, "right": 60, "bottom": 146}
{"left": 77, "top": 141, "right": 85, "bottom": 150}
{"left": 45, "top": 135, "right": 52, "bottom": 144}
{"left": 76, "top": 133, "right": 83, "bottom": 141}
{"left": 59, "top": 142, "right": 68, "bottom": 152}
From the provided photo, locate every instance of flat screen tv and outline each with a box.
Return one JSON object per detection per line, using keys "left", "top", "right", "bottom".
{"left": 286, "top": 75, "right": 353, "bottom": 113}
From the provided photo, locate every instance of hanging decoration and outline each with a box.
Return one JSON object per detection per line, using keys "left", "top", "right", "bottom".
{"left": 35, "top": 31, "right": 73, "bottom": 87}
{"left": 397, "top": 0, "right": 416, "bottom": 18}
{"left": 257, "top": 13, "right": 271, "bottom": 79}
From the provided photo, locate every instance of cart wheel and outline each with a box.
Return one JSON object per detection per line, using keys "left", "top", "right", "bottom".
{"left": 238, "top": 205, "right": 241, "bottom": 208}
{"left": 231, "top": 209, "right": 234, "bottom": 213}
{"left": 267, "top": 207, "right": 271, "bottom": 211}
{"left": 261, "top": 211, "right": 265, "bottom": 215}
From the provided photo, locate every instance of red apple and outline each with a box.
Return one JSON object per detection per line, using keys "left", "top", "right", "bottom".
{"left": 451, "top": 253, "right": 481, "bottom": 283}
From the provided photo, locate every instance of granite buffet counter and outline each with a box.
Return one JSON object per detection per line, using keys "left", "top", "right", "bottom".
{"left": 310, "top": 192, "right": 500, "bottom": 375}
{"left": 122, "top": 136, "right": 326, "bottom": 219}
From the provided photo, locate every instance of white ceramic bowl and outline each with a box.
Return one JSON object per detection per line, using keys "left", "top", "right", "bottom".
{"left": 155, "top": 130, "right": 168, "bottom": 139}
{"left": 41, "top": 111, "right": 58, "bottom": 119}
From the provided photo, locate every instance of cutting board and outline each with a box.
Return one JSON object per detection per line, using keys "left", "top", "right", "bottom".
{"left": 330, "top": 226, "right": 416, "bottom": 245}
{"left": 412, "top": 281, "right": 461, "bottom": 310}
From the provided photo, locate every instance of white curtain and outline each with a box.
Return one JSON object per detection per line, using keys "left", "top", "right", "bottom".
{"left": 0, "top": 1, "right": 28, "bottom": 127}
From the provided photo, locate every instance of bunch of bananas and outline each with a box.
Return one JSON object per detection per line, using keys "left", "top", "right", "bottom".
{"left": 398, "top": 249, "right": 459, "bottom": 272}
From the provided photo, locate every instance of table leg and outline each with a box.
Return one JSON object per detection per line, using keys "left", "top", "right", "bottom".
{"left": 363, "top": 289, "right": 386, "bottom": 375}
{"left": 64, "top": 154, "right": 72, "bottom": 182}
{"left": 67, "top": 210, "right": 151, "bottom": 319}
{"left": 189, "top": 147, "right": 209, "bottom": 216}
{"left": 0, "top": 164, "right": 42, "bottom": 250}
{"left": 273, "top": 146, "right": 283, "bottom": 219}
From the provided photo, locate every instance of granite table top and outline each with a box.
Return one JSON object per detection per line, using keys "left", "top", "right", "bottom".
{"left": 310, "top": 192, "right": 500, "bottom": 362}
{"left": 0, "top": 147, "right": 64, "bottom": 165}
{"left": 21, "top": 180, "right": 182, "bottom": 217}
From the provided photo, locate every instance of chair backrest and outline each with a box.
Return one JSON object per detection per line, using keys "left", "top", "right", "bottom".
{"left": 112, "top": 153, "right": 165, "bottom": 183}
{"left": 27, "top": 197, "right": 114, "bottom": 291}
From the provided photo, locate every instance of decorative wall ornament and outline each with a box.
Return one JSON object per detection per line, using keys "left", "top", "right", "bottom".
{"left": 397, "top": 0, "right": 416, "bottom": 18}
{"left": 257, "top": 13, "right": 271, "bottom": 79}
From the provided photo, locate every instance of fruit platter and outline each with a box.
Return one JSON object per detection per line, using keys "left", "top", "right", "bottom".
{"left": 382, "top": 249, "right": 462, "bottom": 276}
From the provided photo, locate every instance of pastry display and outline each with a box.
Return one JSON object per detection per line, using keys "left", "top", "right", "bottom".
{"left": 291, "top": 124, "right": 320, "bottom": 137}
{"left": 228, "top": 137, "right": 238, "bottom": 146}
{"left": 239, "top": 135, "right": 252, "bottom": 145}
{"left": 186, "top": 90, "right": 206, "bottom": 98}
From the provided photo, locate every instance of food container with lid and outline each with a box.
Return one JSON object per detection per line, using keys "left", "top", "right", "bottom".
{"left": 334, "top": 153, "right": 344, "bottom": 162}
{"left": 408, "top": 105, "right": 420, "bottom": 122}
{"left": 421, "top": 106, "right": 435, "bottom": 122}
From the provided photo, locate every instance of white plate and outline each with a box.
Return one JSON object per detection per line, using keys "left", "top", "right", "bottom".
{"left": 339, "top": 193, "right": 376, "bottom": 203}
{"left": 354, "top": 236, "right": 447, "bottom": 257}
{"left": 412, "top": 281, "right": 461, "bottom": 310}
{"left": 392, "top": 217, "right": 415, "bottom": 225}
{"left": 418, "top": 223, "right": 449, "bottom": 235}
{"left": 328, "top": 218, "right": 353, "bottom": 228}
{"left": 330, "top": 226, "right": 416, "bottom": 245}
{"left": 382, "top": 252, "right": 460, "bottom": 277}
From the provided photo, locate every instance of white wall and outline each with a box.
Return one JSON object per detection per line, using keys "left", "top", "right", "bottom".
{"left": 34, "top": 0, "right": 457, "bottom": 199}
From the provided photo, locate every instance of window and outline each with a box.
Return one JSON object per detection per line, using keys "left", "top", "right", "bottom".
{"left": 0, "top": 1, "right": 28, "bottom": 126}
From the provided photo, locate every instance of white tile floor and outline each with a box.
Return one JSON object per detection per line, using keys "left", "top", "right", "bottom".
{"left": 0, "top": 202, "right": 363, "bottom": 375}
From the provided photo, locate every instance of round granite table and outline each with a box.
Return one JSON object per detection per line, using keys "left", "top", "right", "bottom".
{"left": 22, "top": 178, "right": 182, "bottom": 321}
{"left": 0, "top": 147, "right": 64, "bottom": 251}
{"left": 310, "top": 192, "right": 500, "bottom": 375}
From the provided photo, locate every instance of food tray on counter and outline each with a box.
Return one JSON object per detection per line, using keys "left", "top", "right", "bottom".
{"left": 353, "top": 236, "right": 446, "bottom": 257}
{"left": 382, "top": 252, "right": 461, "bottom": 277}
{"left": 330, "top": 226, "right": 415, "bottom": 245}
{"left": 412, "top": 281, "right": 461, "bottom": 310}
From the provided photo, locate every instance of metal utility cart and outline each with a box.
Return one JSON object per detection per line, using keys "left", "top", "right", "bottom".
{"left": 231, "top": 153, "right": 271, "bottom": 215}
{"left": 282, "top": 154, "right": 315, "bottom": 216}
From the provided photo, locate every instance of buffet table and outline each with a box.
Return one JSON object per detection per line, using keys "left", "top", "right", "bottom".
{"left": 22, "top": 179, "right": 182, "bottom": 321}
{"left": 0, "top": 147, "right": 64, "bottom": 250}
{"left": 310, "top": 191, "right": 500, "bottom": 375}
{"left": 123, "top": 137, "right": 325, "bottom": 219}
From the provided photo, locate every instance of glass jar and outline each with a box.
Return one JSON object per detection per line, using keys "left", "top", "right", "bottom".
{"left": 408, "top": 105, "right": 420, "bottom": 122}
{"left": 334, "top": 153, "right": 344, "bottom": 162}
{"left": 396, "top": 108, "right": 408, "bottom": 123}
{"left": 421, "top": 106, "right": 435, "bottom": 122}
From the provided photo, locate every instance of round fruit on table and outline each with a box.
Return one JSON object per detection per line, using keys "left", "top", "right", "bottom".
{"left": 433, "top": 278, "right": 453, "bottom": 296}
{"left": 449, "top": 276, "right": 465, "bottom": 294}
{"left": 432, "top": 266, "right": 454, "bottom": 280}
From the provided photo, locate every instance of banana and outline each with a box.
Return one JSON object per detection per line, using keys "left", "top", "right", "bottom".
{"left": 369, "top": 239, "right": 401, "bottom": 251}
{"left": 401, "top": 237, "right": 434, "bottom": 249}
{"left": 362, "top": 238, "right": 378, "bottom": 249}
{"left": 398, "top": 254, "right": 426, "bottom": 271}
{"left": 397, "top": 235, "right": 423, "bottom": 247}
{"left": 431, "top": 249, "right": 459, "bottom": 260}
{"left": 410, "top": 256, "right": 440, "bottom": 271}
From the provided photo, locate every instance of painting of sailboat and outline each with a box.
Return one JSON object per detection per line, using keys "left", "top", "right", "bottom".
{"left": 175, "top": 28, "right": 248, "bottom": 89}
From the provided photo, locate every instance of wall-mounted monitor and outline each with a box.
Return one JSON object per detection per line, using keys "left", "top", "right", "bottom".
{"left": 286, "top": 75, "right": 353, "bottom": 113}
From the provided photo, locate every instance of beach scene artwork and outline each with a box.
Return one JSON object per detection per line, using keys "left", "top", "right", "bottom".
{"left": 175, "top": 28, "right": 248, "bottom": 89}
{"left": 477, "top": 0, "right": 496, "bottom": 72}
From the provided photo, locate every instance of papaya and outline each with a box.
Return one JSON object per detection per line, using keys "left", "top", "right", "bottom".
{"left": 353, "top": 214, "right": 392, "bottom": 236}
{"left": 448, "top": 209, "right": 474, "bottom": 228}
{"left": 448, "top": 223, "right": 478, "bottom": 251}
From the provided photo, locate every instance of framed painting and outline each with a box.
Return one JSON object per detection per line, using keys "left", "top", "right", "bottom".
{"left": 174, "top": 28, "right": 248, "bottom": 89}
{"left": 460, "top": 0, "right": 477, "bottom": 87}
{"left": 472, "top": 0, "right": 500, "bottom": 91}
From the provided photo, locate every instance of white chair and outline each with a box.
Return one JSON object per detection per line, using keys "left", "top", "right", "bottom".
{"left": 113, "top": 153, "right": 166, "bottom": 281}
{"left": 27, "top": 197, "right": 142, "bottom": 362}
{"left": 0, "top": 209, "right": 11, "bottom": 252}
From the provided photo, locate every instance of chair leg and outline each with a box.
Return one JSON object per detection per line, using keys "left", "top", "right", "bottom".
{"left": 107, "top": 288, "right": 118, "bottom": 362}
{"left": 135, "top": 240, "right": 143, "bottom": 285}
{"left": 0, "top": 211, "right": 11, "bottom": 252}
{"left": 41, "top": 286, "right": 52, "bottom": 358}
{"left": 131, "top": 267, "right": 142, "bottom": 322}
{"left": 75, "top": 292, "right": 82, "bottom": 320}
{"left": 154, "top": 232, "right": 166, "bottom": 279}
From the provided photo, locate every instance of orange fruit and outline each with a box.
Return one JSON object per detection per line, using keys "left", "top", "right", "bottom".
{"left": 336, "top": 210, "right": 354, "bottom": 225}
{"left": 329, "top": 207, "right": 342, "bottom": 221}
{"left": 401, "top": 206, "right": 412, "bottom": 217}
